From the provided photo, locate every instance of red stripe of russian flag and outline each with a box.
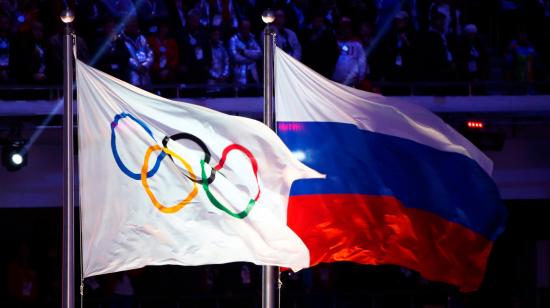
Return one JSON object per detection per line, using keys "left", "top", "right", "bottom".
{"left": 288, "top": 194, "right": 493, "bottom": 292}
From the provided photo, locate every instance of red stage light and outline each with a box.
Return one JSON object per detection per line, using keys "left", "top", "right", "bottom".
{"left": 467, "top": 121, "right": 484, "bottom": 129}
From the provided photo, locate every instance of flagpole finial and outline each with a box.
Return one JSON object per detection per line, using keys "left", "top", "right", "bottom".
{"left": 60, "top": 9, "right": 75, "bottom": 24}
{"left": 261, "top": 9, "right": 275, "bottom": 24}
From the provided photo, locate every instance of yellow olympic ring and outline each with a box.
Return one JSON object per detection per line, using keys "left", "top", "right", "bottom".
{"left": 141, "top": 145, "right": 198, "bottom": 214}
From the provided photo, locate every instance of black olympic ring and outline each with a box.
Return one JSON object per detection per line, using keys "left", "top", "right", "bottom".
{"left": 162, "top": 133, "right": 216, "bottom": 184}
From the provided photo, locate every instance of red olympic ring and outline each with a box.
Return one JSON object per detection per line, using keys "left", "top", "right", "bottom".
{"left": 213, "top": 144, "right": 260, "bottom": 202}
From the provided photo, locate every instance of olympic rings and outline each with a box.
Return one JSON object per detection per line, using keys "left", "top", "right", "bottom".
{"left": 141, "top": 145, "right": 198, "bottom": 213}
{"left": 162, "top": 133, "right": 216, "bottom": 184}
{"left": 111, "top": 112, "right": 166, "bottom": 180}
{"left": 110, "top": 112, "right": 261, "bottom": 219}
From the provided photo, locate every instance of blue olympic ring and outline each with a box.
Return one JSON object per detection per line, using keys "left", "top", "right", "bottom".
{"left": 111, "top": 112, "right": 166, "bottom": 180}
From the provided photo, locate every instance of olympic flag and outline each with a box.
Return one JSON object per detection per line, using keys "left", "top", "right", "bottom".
{"left": 275, "top": 47, "right": 507, "bottom": 292}
{"left": 76, "top": 60, "right": 322, "bottom": 278}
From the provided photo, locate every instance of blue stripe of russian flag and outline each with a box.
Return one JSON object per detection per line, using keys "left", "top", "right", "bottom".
{"left": 278, "top": 121, "right": 507, "bottom": 241}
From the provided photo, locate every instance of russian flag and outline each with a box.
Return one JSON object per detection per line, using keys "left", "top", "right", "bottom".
{"left": 275, "top": 47, "right": 507, "bottom": 292}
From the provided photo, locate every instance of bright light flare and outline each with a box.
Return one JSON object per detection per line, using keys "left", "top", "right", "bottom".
{"left": 292, "top": 150, "right": 306, "bottom": 161}
{"left": 10, "top": 153, "right": 23, "bottom": 165}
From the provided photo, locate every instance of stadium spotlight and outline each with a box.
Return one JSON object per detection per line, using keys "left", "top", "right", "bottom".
{"left": 2, "top": 140, "right": 28, "bottom": 171}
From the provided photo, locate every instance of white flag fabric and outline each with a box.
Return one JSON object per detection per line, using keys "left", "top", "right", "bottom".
{"left": 76, "top": 60, "right": 321, "bottom": 278}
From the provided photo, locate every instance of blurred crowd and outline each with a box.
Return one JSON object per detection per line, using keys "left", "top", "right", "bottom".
{"left": 2, "top": 242, "right": 455, "bottom": 308}
{"left": 1, "top": 0, "right": 550, "bottom": 91}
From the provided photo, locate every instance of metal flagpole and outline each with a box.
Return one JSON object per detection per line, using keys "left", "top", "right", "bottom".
{"left": 261, "top": 9, "right": 279, "bottom": 308}
{"left": 61, "top": 8, "right": 75, "bottom": 308}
